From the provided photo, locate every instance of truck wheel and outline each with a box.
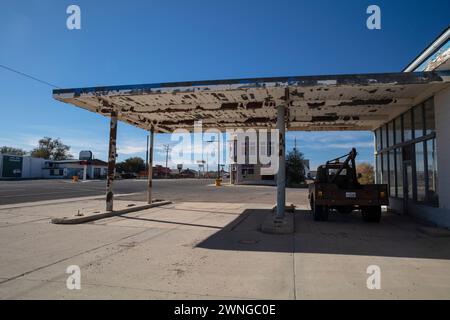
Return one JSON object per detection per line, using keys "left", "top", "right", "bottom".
{"left": 362, "top": 206, "right": 381, "bottom": 223}
{"left": 337, "top": 206, "right": 353, "bottom": 214}
{"left": 313, "top": 203, "right": 329, "bottom": 221}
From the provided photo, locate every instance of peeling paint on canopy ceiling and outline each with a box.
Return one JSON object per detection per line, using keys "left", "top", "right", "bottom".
{"left": 53, "top": 71, "right": 450, "bottom": 133}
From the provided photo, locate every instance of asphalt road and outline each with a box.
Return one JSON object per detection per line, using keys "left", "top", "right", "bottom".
{"left": 0, "top": 178, "right": 309, "bottom": 206}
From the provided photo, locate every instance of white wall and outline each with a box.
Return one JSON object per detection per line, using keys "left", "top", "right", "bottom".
{"left": 435, "top": 86, "right": 450, "bottom": 211}
{"left": 21, "top": 157, "right": 45, "bottom": 178}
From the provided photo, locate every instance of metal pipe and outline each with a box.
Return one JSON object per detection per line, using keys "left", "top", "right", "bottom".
{"left": 217, "top": 132, "right": 221, "bottom": 179}
{"left": 147, "top": 129, "right": 154, "bottom": 204}
{"left": 276, "top": 89, "right": 288, "bottom": 219}
{"left": 106, "top": 111, "right": 118, "bottom": 212}
{"left": 145, "top": 134, "right": 149, "bottom": 172}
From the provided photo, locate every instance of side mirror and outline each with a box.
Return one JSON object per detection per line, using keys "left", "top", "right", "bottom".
{"left": 357, "top": 173, "right": 362, "bottom": 179}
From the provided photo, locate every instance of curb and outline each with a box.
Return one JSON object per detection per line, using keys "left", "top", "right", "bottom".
{"left": 417, "top": 226, "right": 450, "bottom": 237}
{"left": 51, "top": 200, "right": 172, "bottom": 225}
{"left": 0, "top": 193, "right": 141, "bottom": 211}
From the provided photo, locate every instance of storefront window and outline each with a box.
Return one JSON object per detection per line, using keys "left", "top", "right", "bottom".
{"left": 426, "top": 139, "right": 439, "bottom": 206}
{"left": 396, "top": 148, "right": 403, "bottom": 198}
{"left": 413, "top": 104, "right": 424, "bottom": 139}
{"left": 394, "top": 117, "right": 402, "bottom": 144}
{"left": 388, "top": 121, "right": 394, "bottom": 147}
{"left": 415, "top": 142, "right": 426, "bottom": 202}
{"left": 375, "top": 154, "right": 381, "bottom": 184}
{"left": 389, "top": 151, "right": 396, "bottom": 196}
{"left": 382, "top": 125, "right": 388, "bottom": 150}
{"left": 375, "top": 129, "right": 381, "bottom": 152}
{"left": 425, "top": 99, "right": 435, "bottom": 135}
{"left": 374, "top": 99, "right": 436, "bottom": 207}
{"left": 403, "top": 110, "right": 413, "bottom": 142}
{"left": 382, "top": 152, "right": 389, "bottom": 186}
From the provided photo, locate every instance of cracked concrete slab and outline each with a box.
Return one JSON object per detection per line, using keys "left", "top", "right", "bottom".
{"left": 1, "top": 186, "right": 450, "bottom": 299}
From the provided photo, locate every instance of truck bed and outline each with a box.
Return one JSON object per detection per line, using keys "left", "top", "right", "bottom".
{"left": 309, "top": 183, "right": 389, "bottom": 207}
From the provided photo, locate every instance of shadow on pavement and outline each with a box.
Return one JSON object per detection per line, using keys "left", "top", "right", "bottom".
{"left": 196, "top": 208, "right": 450, "bottom": 260}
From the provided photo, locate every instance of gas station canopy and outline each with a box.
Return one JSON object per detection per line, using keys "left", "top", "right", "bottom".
{"left": 53, "top": 71, "right": 450, "bottom": 133}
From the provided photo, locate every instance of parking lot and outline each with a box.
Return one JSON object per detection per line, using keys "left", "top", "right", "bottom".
{"left": 0, "top": 178, "right": 309, "bottom": 206}
{"left": 1, "top": 179, "right": 450, "bottom": 299}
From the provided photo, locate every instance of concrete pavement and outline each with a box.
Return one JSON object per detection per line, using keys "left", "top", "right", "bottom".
{"left": 1, "top": 188, "right": 450, "bottom": 299}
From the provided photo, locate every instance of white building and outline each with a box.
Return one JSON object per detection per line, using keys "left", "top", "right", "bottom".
{"left": 0, "top": 154, "right": 45, "bottom": 179}
{"left": 0, "top": 154, "right": 107, "bottom": 180}
{"left": 228, "top": 132, "right": 310, "bottom": 185}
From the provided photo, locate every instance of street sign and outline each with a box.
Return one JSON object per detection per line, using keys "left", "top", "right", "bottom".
{"left": 79, "top": 150, "right": 93, "bottom": 161}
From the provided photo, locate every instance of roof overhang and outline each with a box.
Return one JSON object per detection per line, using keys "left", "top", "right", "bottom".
{"left": 404, "top": 26, "right": 450, "bottom": 72}
{"left": 53, "top": 71, "right": 450, "bottom": 133}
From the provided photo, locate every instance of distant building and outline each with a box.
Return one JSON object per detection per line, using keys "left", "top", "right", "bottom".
{"left": 153, "top": 165, "right": 171, "bottom": 178}
{"left": 0, "top": 154, "right": 45, "bottom": 179}
{"left": 0, "top": 153, "right": 107, "bottom": 180}
{"left": 228, "top": 133, "right": 309, "bottom": 185}
{"left": 42, "top": 159, "right": 108, "bottom": 179}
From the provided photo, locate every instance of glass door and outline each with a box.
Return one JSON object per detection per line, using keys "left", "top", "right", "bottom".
{"left": 403, "top": 161, "right": 413, "bottom": 214}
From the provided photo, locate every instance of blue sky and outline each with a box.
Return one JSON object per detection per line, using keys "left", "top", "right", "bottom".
{"left": 1, "top": 0, "right": 449, "bottom": 170}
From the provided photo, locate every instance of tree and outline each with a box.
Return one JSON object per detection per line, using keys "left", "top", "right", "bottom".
{"left": 31, "top": 137, "right": 73, "bottom": 160}
{"left": 116, "top": 157, "right": 145, "bottom": 173}
{"left": 286, "top": 149, "right": 306, "bottom": 186}
{"left": 0, "top": 146, "right": 27, "bottom": 156}
{"left": 357, "top": 162, "right": 375, "bottom": 185}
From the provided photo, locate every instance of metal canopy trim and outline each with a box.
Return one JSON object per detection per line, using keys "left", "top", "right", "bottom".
{"left": 53, "top": 71, "right": 450, "bottom": 133}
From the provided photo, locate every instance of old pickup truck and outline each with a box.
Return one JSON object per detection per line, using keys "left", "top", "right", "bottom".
{"left": 308, "top": 148, "right": 388, "bottom": 222}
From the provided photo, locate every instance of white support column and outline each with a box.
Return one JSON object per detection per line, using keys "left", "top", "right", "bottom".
{"left": 276, "top": 88, "right": 288, "bottom": 219}
{"left": 106, "top": 111, "right": 118, "bottom": 212}
{"left": 147, "top": 129, "right": 154, "bottom": 204}
{"left": 83, "top": 163, "right": 87, "bottom": 181}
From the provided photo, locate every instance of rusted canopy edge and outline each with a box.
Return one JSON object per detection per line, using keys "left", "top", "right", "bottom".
{"left": 53, "top": 71, "right": 450, "bottom": 98}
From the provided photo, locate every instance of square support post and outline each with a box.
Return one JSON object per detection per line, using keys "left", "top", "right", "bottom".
{"left": 147, "top": 129, "right": 154, "bottom": 204}
{"left": 106, "top": 111, "right": 118, "bottom": 212}
{"left": 276, "top": 88, "right": 288, "bottom": 219}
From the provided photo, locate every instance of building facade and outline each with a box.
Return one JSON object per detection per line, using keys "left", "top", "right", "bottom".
{"left": 228, "top": 132, "right": 310, "bottom": 185}
{"left": 374, "top": 27, "right": 450, "bottom": 228}
{"left": 0, "top": 154, "right": 45, "bottom": 179}
{"left": 0, "top": 154, "right": 107, "bottom": 180}
{"left": 42, "top": 159, "right": 108, "bottom": 179}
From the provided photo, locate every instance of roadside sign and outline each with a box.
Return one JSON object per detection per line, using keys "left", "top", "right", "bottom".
{"left": 2, "top": 155, "right": 23, "bottom": 178}
{"left": 79, "top": 150, "right": 93, "bottom": 161}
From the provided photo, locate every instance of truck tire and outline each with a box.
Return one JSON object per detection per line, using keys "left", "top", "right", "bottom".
{"left": 313, "top": 203, "right": 329, "bottom": 221}
{"left": 362, "top": 206, "right": 381, "bottom": 223}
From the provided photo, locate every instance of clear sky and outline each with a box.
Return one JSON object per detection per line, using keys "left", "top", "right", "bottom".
{"left": 1, "top": 0, "right": 449, "bottom": 170}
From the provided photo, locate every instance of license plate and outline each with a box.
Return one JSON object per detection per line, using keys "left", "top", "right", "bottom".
{"left": 346, "top": 192, "right": 357, "bottom": 198}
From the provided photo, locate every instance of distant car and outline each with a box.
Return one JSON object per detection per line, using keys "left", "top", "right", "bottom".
{"left": 120, "top": 172, "right": 138, "bottom": 179}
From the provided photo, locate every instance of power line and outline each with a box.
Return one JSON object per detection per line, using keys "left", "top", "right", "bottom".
{"left": 0, "top": 63, "right": 61, "bottom": 89}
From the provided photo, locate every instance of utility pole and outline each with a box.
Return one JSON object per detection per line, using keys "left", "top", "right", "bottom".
{"left": 163, "top": 144, "right": 171, "bottom": 178}
{"left": 207, "top": 133, "right": 221, "bottom": 179}
{"left": 206, "top": 150, "right": 209, "bottom": 176}
{"left": 145, "top": 134, "right": 149, "bottom": 173}
{"left": 217, "top": 133, "right": 220, "bottom": 179}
